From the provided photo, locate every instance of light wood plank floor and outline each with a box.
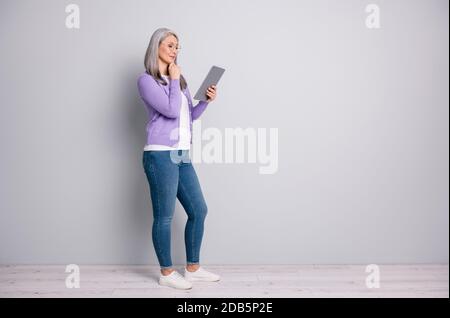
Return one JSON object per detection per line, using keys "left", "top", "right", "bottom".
{"left": 0, "top": 264, "right": 448, "bottom": 298}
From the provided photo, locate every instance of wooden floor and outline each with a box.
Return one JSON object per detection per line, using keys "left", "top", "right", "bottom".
{"left": 0, "top": 264, "right": 448, "bottom": 298}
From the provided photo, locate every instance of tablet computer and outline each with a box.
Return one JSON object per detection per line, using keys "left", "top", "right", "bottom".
{"left": 193, "top": 65, "right": 225, "bottom": 101}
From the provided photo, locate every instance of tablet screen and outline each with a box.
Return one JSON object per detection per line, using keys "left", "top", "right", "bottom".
{"left": 194, "top": 65, "right": 225, "bottom": 101}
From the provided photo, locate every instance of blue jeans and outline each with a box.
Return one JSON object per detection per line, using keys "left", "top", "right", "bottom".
{"left": 142, "top": 149, "right": 208, "bottom": 269}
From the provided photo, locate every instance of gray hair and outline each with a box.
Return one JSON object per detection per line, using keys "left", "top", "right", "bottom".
{"left": 144, "top": 27, "right": 187, "bottom": 90}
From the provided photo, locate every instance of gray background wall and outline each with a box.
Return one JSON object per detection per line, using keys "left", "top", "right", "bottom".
{"left": 0, "top": 0, "right": 448, "bottom": 265}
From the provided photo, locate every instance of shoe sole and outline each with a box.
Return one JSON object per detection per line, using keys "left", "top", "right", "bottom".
{"left": 185, "top": 277, "right": 220, "bottom": 282}
{"left": 159, "top": 280, "right": 193, "bottom": 290}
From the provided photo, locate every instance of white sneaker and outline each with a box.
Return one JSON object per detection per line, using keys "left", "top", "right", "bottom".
{"left": 184, "top": 266, "right": 221, "bottom": 282}
{"left": 159, "top": 271, "right": 193, "bottom": 290}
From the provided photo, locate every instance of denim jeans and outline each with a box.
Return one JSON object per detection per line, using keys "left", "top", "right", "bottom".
{"left": 142, "top": 149, "right": 208, "bottom": 269}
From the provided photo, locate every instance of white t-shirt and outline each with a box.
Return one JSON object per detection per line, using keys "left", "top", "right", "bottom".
{"left": 144, "top": 75, "right": 191, "bottom": 151}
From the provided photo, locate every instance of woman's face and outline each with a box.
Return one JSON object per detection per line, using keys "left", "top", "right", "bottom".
{"left": 159, "top": 35, "right": 179, "bottom": 64}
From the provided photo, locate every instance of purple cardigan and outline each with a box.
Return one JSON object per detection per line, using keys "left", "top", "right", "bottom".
{"left": 137, "top": 72, "right": 210, "bottom": 147}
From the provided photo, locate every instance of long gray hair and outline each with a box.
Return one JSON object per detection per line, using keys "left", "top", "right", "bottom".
{"left": 144, "top": 27, "right": 187, "bottom": 90}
